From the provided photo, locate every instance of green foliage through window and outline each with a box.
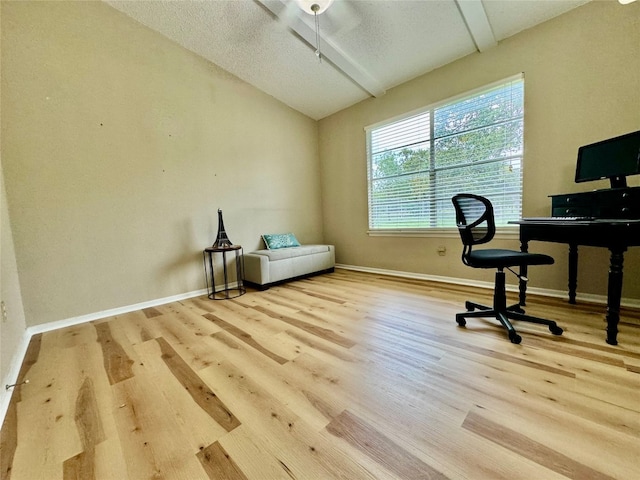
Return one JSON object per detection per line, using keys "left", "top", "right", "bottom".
{"left": 366, "top": 75, "right": 524, "bottom": 231}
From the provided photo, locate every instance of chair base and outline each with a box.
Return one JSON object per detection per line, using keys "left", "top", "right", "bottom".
{"left": 455, "top": 271, "right": 563, "bottom": 344}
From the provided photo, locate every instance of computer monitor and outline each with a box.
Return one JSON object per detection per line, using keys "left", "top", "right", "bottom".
{"left": 575, "top": 130, "right": 640, "bottom": 189}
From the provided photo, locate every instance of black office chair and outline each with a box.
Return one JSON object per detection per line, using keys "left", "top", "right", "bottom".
{"left": 451, "top": 193, "right": 563, "bottom": 344}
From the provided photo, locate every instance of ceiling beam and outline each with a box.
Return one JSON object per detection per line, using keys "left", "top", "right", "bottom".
{"left": 257, "top": 0, "right": 386, "bottom": 98}
{"left": 455, "top": 0, "right": 497, "bottom": 52}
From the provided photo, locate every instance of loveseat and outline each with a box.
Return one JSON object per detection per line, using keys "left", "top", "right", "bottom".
{"left": 242, "top": 233, "right": 335, "bottom": 289}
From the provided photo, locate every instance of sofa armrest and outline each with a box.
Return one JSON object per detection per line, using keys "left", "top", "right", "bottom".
{"left": 243, "top": 252, "right": 270, "bottom": 285}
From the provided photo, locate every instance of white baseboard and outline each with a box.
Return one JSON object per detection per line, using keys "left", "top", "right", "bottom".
{"left": 335, "top": 264, "right": 640, "bottom": 309}
{"left": 26, "top": 288, "right": 208, "bottom": 336}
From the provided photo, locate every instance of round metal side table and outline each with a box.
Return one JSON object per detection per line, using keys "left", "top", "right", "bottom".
{"left": 203, "top": 245, "right": 246, "bottom": 300}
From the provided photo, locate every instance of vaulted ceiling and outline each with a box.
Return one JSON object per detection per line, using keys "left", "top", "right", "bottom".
{"left": 106, "top": 0, "right": 592, "bottom": 120}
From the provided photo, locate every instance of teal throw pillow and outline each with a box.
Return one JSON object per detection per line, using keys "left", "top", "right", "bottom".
{"left": 262, "top": 233, "right": 301, "bottom": 250}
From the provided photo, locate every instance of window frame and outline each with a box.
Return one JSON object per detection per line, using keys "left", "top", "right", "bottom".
{"left": 365, "top": 74, "right": 524, "bottom": 238}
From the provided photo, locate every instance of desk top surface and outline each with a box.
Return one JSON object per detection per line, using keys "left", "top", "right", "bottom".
{"left": 510, "top": 218, "right": 640, "bottom": 248}
{"left": 512, "top": 218, "right": 640, "bottom": 226}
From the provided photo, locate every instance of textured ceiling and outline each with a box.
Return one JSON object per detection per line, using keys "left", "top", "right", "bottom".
{"left": 105, "top": 0, "right": 591, "bottom": 120}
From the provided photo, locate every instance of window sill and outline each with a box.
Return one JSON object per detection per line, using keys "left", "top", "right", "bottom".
{"left": 367, "top": 226, "right": 520, "bottom": 240}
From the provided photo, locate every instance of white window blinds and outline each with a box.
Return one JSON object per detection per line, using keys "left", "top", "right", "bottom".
{"left": 366, "top": 75, "right": 524, "bottom": 231}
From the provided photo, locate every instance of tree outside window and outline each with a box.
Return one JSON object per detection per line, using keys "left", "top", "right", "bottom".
{"left": 367, "top": 75, "right": 524, "bottom": 232}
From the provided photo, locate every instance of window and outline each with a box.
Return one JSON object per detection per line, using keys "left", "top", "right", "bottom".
{"left": 366, "top": 74, "right": 524, "bottom": 233}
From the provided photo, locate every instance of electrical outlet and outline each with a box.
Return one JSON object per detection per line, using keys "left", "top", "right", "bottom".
{"left": 1, "top": 301, "right": 7, "bottom": 322}
{"left": 437, "top": 246, "right": 447, "bottom": 256}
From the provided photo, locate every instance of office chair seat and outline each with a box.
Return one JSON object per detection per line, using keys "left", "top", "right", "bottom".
{"left": 466, "top": 249, "right": 554, "bottom": 269}
{"left": 451, "top": 194, "right": 563, "bottom": 344}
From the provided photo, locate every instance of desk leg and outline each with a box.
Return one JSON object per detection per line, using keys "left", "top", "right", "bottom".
{"left": 518, "top": 240, "right": 529, "bottom": 306}
{"left": 568, "top": 244, "right": 578, "bottom": 304}
{"left": 605, "top": 247, "right": 626, "bottom": 346}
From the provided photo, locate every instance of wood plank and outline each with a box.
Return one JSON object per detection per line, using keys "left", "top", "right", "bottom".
{"left": 73, "top": 377, "right": 106, "bottom": 449}
{"left": 2, "top": 270, "right": 639, "bottom": 480}
{"left": 196, "top": 441, "right": 249, "bottom": 480}
{"left": 94, "top": 322, "right": 135, "bottom": 385}
{"left": 142, "top": 307, "right": 163, "bottom": 318}
{"left": 110, "top": 370, "right": 208, "bottom": 479}
{"left": 198, "top": 359, "right": 379, "bottom": 480}
{"left": 203, "top": 313, "right": 290, "bottom": 364}
{"left": 218, "top": 425, "right": 315, "bottom": 480}
{"left": 129, "top": 338, "right": 229, "bottom": 452}
{"left": 0, "top": 400, "right": 18, "bottom": 480}
{"left": 326, "top": 409, "right": 448, "bottom": 480}
{"left": 7, "top": 336, "right": 113, "bottom": 479}
{"left": 62, "top": 377, "right": 104, "bottom": 479}
{"left": 251, "top": 305, "right": 356, "bottom": 348}
{"left": 105, "top": 310, "right": 163, "bottom": 346}
{"left": 1, "top": 334, "right": 42, "bottom": 480}
{"left": 206, "top": 330, "right": 346, "bottom": 431}
{"left": 462, "top": 411, "right": 616, "bottom": 480}
{"left": 434, "top": 354, "right": 640, "bottom": 439}
{"left": 155, "top": 337, "right": 241, "bottom": 432}
{"left": 141, "top": 306, "right": 224, "bottom": 371}
{"left": 62, "top": 451, "right": 95, "bottom": 480}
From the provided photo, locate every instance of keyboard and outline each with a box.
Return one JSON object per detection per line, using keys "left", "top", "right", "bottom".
{"left": 522, "top": 216, "right": 594, "bottom": 222}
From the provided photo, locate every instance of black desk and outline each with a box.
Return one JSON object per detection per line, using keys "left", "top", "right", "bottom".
{"left": 512, "top": 219, "right": 640, "bottom": 345}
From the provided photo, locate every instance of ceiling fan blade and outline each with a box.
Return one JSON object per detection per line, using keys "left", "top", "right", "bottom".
{"left": 279, "top": 0, "right": 303, "bottom": 26}
{"left": 268, "top": 0, "right": 361, "bottom": 39}
{"left": 322, "top": 0, "right": 361, "bottom": 38}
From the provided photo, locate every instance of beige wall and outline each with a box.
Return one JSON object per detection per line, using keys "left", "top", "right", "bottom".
{"left": 1, "top": 3, "right": 29, "bottom": 397}
{"left": 1, "top": 1, "right": 322, "bottom": 327}
{"left": 1, "top": 163, "right": 28, "bottom": 395}
{"left": 319, "top": 1, "right": 640, "bottom": 299}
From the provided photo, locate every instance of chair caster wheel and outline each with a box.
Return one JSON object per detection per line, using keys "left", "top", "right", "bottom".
{"left": 456, "top": 315, "right": 466, "bottom": 327}
{"left": 549, "top": 324, "right": 563, "bottom": 335}
{"left": 465, "top": 301, "right": 475, "bottom": 312}
{"left": 509, "top": 331, "right": 522, "bottom": 344}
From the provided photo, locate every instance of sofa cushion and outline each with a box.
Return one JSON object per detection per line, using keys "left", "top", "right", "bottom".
{"left": 262, "top": 233, "right": 301, "bottom": 250}
{"left": 250, "top": 245, "right": 330, "bottom": 261}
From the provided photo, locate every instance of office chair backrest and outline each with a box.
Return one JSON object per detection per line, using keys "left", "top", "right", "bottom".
{"left": 451, "top": 194, "right": 496, "bottom": 249}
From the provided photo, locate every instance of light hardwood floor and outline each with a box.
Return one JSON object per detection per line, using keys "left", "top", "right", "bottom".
{"left": 2, "top": 269, "right": 639, "bottom": 479}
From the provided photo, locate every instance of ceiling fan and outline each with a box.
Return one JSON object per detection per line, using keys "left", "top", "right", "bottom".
{"left": 261, "top": 0, "right": 361, "bottom": 62}
{"left": 257, "top": 0, "right": 385, "bottom": 98}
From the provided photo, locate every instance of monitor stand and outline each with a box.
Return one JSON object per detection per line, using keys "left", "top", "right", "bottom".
{"left": 610, "top": 176, "right": 627, "bottom": 189}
